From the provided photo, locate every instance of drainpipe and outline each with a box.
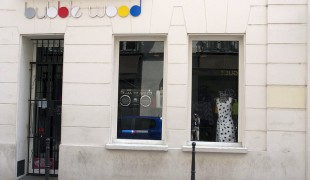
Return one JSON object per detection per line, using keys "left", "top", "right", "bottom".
{"left": 307, "top": 1, "right": 310, "bottom": 179}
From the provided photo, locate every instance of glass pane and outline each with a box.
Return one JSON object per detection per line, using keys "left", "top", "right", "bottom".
{"left": 117, "top": 41, "right": 164, "bottom": 140}
{"left": 191, "top": 41, "right": 239, "bottom": 142}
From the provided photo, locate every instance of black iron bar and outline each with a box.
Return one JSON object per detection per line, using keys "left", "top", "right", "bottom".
{"left": 45, "top": 138, "right": 50, "bottom": 180}
{"left": 30, "top": 62, "right": 63, "bottom": 65}
{"left": 37, "top": 119, "right": 41, "bottom": 174}
{"left": 27, "top": 64, "right": 33, "bottom": 175}
{"left": 191, "top": 142, "right": 196, "bottom": 180}
{"left": 53, "top": 138, "right": 56, "bottom": 174}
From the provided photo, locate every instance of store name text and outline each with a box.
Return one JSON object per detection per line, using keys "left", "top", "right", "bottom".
{"left": 25, "top": 1, "right": 142, "bottom": 19}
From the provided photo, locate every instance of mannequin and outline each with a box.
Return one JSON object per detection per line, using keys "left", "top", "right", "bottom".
{"left": 215, "top": 91, "right": 236, "bottom": 142}
{"left": 191, "top": 113, "right": 200, "bottom": 141}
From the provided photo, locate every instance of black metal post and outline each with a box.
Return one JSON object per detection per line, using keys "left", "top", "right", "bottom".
{"left": 191, "top": 142, "right": 196, "bottom": 180}
{"left": 45, "top": 138, "right": 50, "bottom": 180}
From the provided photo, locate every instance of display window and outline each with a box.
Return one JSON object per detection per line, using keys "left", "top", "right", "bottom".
{"left": 117, "top": 41, "right": 164, "bottom": 140}
{"left": 191, "top": 40, "right": 240, "bottom": 143}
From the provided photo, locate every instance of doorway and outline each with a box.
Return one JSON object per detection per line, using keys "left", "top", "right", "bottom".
{"left": 27, "top": 39, "right": 63, "bottom": 176}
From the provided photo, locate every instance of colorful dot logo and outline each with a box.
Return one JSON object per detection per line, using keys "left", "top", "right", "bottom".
{"left": 58, "top": 2, "right": 69, "bottom": 18}
{"left": 130, "top": 4, "right": 142, "bottom": 17}
{"left": 118, "top": 6, "right": 129, "bottom": 17}
{"left": 25, "top": 0, "right": 142, "bottom": 19}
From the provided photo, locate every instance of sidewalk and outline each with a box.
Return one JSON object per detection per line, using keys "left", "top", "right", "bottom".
{"left": 20, "top": 176, "right": 58, "bottom": 180}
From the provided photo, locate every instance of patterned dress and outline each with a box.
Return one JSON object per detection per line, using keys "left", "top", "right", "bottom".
{"left": 215, "top": 97, "right": 236, "bottom": 142}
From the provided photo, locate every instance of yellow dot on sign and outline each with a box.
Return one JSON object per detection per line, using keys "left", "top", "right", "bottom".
{"left": 118, "top": 6, "right": 129, "bottom": 17}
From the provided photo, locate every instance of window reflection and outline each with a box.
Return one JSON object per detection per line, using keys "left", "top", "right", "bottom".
{"left": 117, "top": 41, "right": 164, "bottom": 140}
{"left": 191, "top": 41, "right": 239, "bottom": 142}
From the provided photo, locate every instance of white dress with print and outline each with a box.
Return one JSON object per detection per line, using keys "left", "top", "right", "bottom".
{"left": 216, "top": 97, "right": 236, "bottom": 142}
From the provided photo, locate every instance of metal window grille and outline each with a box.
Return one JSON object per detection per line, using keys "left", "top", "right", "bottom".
{"left": 27, "top": 39, "right": 63, "bottom": 176}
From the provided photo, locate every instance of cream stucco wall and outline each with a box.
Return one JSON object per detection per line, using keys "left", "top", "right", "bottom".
{"left": 0, "top": 0, "right": 308, "bottom": 179}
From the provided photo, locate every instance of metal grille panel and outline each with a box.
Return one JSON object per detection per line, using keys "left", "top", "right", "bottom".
{"left": 28, "top": 39, "right": 63, "bottom": 176}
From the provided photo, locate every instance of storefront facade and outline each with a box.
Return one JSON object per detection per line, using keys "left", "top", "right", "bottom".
{"left": 0, "top": 0, "right": 309, "bottom": 179}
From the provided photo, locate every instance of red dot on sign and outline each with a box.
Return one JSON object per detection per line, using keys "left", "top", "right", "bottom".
{"left": 58, "top": 7, "right": 69, "bottom": 18}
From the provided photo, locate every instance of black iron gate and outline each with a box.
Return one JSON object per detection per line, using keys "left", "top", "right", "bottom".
{"left": 28, "top": 39, "right": 63, "bottom": 176}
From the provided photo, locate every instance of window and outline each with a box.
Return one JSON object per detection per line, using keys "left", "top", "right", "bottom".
{"left": 191, "top": 37, "right": 242, "bottom": 143}
{"left": 117, "top": 41, "right": 164, "bottom": 140}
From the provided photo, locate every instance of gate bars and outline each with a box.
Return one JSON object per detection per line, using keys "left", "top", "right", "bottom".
{"left": 27, "top": 39, "right": 63, "bottom": 176}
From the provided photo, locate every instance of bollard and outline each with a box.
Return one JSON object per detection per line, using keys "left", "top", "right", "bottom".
{"left": 45, "top": 138, "right": 50, "bottom": 180}
{"left": 191, "top": 142, "right": 196, "bottom": 180}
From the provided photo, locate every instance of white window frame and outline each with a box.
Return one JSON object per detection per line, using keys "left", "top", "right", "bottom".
{"left": 106, "top": 35, "right": 168, "bottom": 151}
{"left": 183, "top": 35, "right": 247, "bottom": 153}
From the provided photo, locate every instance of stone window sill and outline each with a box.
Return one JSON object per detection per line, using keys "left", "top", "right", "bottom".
{"left": 106, "top": 139, "right": 168, "bottom": 151}
{"left": 182, "top": 142, "right": 248, "bottom": 154}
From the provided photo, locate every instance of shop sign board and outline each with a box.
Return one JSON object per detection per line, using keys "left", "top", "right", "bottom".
{"left": 25, "top": 0, "right": 142, "bottom": 19}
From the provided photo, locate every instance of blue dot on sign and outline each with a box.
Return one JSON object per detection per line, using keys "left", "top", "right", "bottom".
{"left": 130, "top": 5, "right": 141, "bottom": 17}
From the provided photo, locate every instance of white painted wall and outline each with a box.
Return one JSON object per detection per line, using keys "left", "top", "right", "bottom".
{"left": 0, "top": 1, "right": 19, "bottom": 179}
{"left": 0, "top": 0, "right": 308, "bottom": 179}
{"left": 15, "top": 37, "right": 33, "bottom": 178}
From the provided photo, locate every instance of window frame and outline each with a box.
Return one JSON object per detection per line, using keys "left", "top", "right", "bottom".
{"left": 107, "top": 35, "right": 168, "bottom": 150}
{"left": 185, "top": 35, "right": 247, "bottom": 153}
